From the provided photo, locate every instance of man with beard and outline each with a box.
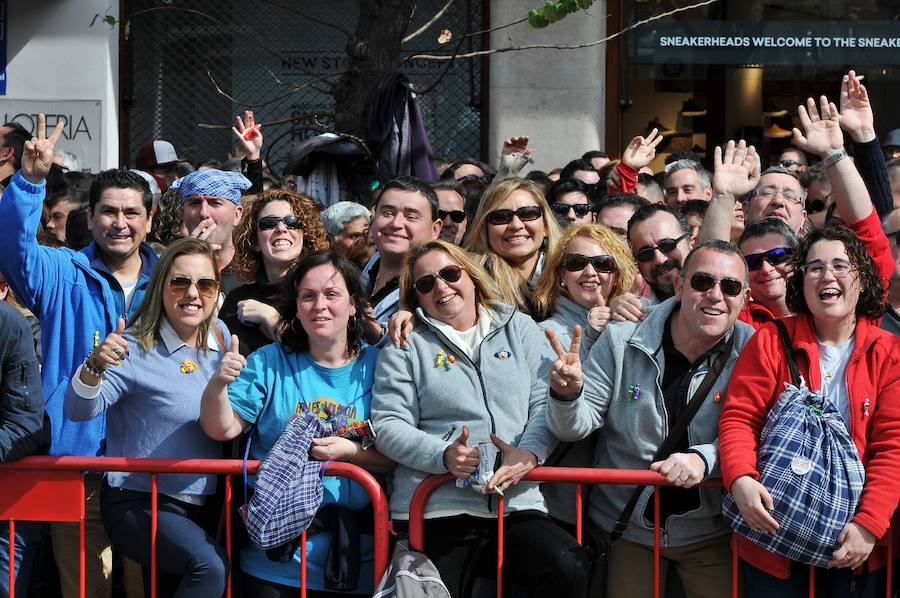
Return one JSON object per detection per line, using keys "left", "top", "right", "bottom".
{"left": 546, "top": 241, "right": 754, "bottom": 597}
{"left": 609, "top": 204, "right": 694, "bottom": 322}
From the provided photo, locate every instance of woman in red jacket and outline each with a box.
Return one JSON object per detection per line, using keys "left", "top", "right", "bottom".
{"left": 719, "top": 225, "right": 900, "bottom": 597}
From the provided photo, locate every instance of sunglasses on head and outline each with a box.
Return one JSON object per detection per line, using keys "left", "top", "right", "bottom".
{"left": 551, "top": 202, "right": 592, "bottom": 217}
{"left": 257, "top": 215, "right": 302, "bottom": 231}
{"left": 439, "top": 209, "right": 467, "bottom": 223}
{"left": 167, "top": 276, "right": 219, "bottom": 298}
{"left": 634, "top": 234, "right": 690, "bottom": 263}
{"left": 485, "top": 206, "right": 543, "bottom": 226}
{"left": 413, "top": 265, "right": 464, "bottom": 294}
{"left": 690, "top": 272, "right": 743, "bottom": 297}
{"left": 744, "top": 247, "right": 793, "bottom": 271}
{"left": 562, "top": 253, "right": 618, "bottom": 274}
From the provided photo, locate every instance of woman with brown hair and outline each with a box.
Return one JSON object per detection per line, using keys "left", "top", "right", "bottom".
{"left": 221, "top": 189, "right": 330, "bottom": 356}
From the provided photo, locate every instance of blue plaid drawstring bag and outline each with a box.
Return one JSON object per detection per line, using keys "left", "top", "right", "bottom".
{"left": 723, "top": 321, "right": 865, "bottom": 567}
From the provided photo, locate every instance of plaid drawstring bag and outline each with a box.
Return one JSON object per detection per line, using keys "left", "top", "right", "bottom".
{"left": 723, "top": 321, "right": 865, "bottom": 567}
{"left": 241, "top": 411, "right": 327, "bottom": 550}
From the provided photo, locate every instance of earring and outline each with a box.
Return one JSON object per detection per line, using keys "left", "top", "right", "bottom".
{"left": 290, "top": 318, "right": 302, "bottom": 334}
{"left": 348, "top": 315, "right": 359, "bottom": 332}
{"left": 560, "top": 280, "right": 567, "bottom": 288}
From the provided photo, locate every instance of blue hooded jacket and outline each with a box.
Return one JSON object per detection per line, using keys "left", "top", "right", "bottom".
{"left": 0, "top": 171, "right": 157, "bottom": 456}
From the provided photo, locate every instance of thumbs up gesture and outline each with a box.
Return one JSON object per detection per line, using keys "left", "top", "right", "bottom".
{"left": 587, "top": 288, "right": 612, "bottom": 333}
{"left": 215, "top": 334, "right": 247, "bottom": 384}
{"left": 442, "top": 426, "right": 480, "bottom": 478}
{"left": 91, "top": 318, "right": 129, "bottom": 373}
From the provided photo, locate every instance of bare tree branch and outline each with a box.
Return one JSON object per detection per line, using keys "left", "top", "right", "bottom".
{"left": 197, "top": 112, "right": 335, "bottom": 130}
{"left": 400, "top": 16, "right": 529, "bottom": 64}
{"left": 402, "top": 0, "right": 455, "bottom": 44}
{"left": 260, "top": 0, "right": 352, "bottom": 37}
{"left": 205, "top": 66, "right": 342, "bottom": 109}
{"left": 408, "top": 0, "right": 718, "bottom": 61}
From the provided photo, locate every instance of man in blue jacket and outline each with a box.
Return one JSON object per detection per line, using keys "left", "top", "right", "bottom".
{"left": 0, "top": 115, "right": 158, "bottom": 598}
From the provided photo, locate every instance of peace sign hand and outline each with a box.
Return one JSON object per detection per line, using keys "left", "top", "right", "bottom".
{"left": 622, "top": 128, "right": 663, "bottom": 170}
{"left": 23, "top": 114, "right": 65, "bottom": 184}
{"left": 545, "top": 326, "right": 584, "bottom": 400}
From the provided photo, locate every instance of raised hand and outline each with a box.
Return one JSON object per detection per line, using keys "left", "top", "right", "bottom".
{"left": 730, "top": 475, "right": 779, "bottom": 534}
{"left": 22, "top": 114, "right": 65, "bottom": 184}
{"left": 622, "top": 128, "right": 663, "bottom": 171}
{"left": 838, "top": 70, "right": 875, "bottom": 143}
{"left": 499, "top": 135, "right": 533, "bottom": 175}
{"left": 587, "top": 288, "right": 611, "bottom": 333}
{"left": 443, "top": 426, "right": 480, "bottom": 478}
{"left": 713, "top": 139, "right": 760, "bottom": 198}
{"left": 828, "top": 522, "right": 876, "bottom": 569}
{"left": 486, "top": 434, "right": 538, "bottom": 493}
{"left": 215, "top": 334, "right": 247, "bottom": 384}
{"left": 793, "top": 96, "right": 844, "bottom": 159}
{"left": 545, "top": 326, "right": 583, "bottom": 399}
{"left": 89, "top": 318, "right": 129, "bottom": 373}
{"left": 232, "top": 110, "right": 263, "bottom": 161}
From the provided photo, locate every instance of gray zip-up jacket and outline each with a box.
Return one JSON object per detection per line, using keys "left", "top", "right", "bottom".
{"left": 547, "top": 297, "right": 754, "bottom": 547}
{"left": 373, "top": 302, "right": 556, "bottom": 519}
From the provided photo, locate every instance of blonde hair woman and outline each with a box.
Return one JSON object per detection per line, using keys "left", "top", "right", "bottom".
{"left": 463, "top": 178, "right": 561, "bottom": 313}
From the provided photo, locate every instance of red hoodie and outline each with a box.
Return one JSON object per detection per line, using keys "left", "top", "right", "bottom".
{"left": 719, "top": 314, "right": 900, "bottom": 578}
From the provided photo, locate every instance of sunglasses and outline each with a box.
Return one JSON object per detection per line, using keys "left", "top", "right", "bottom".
{"left": 257, "top": 215, "right": 302, "bottom": 231}
{"left": 485, "top": 206, "right": 543, "bottom": 226}
{"left": 562, "top": 253, "right": 618, "bottom": 274}
{"left": 634, "top": 234, "right": 690, "bottom": 263}
{"left": 439, "top": 209, "right": 467, "bottom": 223}
{"left": 413, "top": 265, "right": 464, "bottom": 295}
{"left": 744, "top": 247, "right": 793, "bottom": 271}
{"left": 167, "top": 276, "right": 219, "bottom": 298}
{"left": 690, "top": 272, "right": 743, "bottom": 297}
{"left": 551, "top": 202, "right": 592, "bottom": 217}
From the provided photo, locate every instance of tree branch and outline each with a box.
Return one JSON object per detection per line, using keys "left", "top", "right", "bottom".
{"left": 196, "top": 112, "right": 335, "bottom": 130}
{"left": 402, "top": 0, "right": 455, "bottom": 44}
{"left": 401, "top": 17, "right": 528, "bottom": 64}
{"left": 408, "top": 0, "right": 718, "bottom": 61}
{"left": 205, "top": 66, "right": 342, "bottom": 109}
{"left": 260, "top": 0, "right": 352, "bottom": 37}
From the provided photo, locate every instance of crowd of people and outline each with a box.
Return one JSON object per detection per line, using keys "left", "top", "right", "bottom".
{"left": 0, "top": 68, "right": 896, "bottom": 598}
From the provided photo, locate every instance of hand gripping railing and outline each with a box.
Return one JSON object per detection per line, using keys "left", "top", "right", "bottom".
{"left": 0, "top": 456, "right": 391, "bottom": 598}
{"left": 407, "top": 466, "right": 894, "bottom": 598}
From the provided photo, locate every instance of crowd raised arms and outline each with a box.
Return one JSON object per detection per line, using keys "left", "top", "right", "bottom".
{"left": 0, "top": 69, "right": 895, "bottom": 598}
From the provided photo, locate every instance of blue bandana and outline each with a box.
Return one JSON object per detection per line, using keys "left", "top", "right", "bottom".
{"left": 171, "top": 169, "right": 252, "bottom": 204}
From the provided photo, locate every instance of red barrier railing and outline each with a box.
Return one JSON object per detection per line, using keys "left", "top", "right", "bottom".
{"left": 408, "top": 466, "right": 894, "bottom": 598}
{"left": 0, "top": 456, "right": 391, "bottom": 598}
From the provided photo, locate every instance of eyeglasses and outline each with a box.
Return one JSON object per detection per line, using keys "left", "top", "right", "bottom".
{"left": 690, "top": 272, "right": 744, "bottom": 297}
{"left": 167, "top": 276, "right": 219, "bottom": 298}
{"left": 485, "top": 206, "right": 543, "bottom": 226}
{"left": 439, "top": 209, "right": 467, "bottom": 223}
{"left": 257, "top": 215, "right": 302, "bottom": 231}
{"left": 562, "top": 253, "right": 618, "bottom": 274}
{"left": 551, "top": 202, "right": 592, "bottom": 218}
{"left": 779, "top": 159, "right": 802, "bottom": 169}
{"left": 744, "top": 247, "right": 793, "bottom": 271}
{"left": 754, "top": 186, "right": 803, "bottom": 205}
{"left": 413, "top": 265, "right": 464, "bottom": 294}
{"left": 806, "top": 193, "right": 832, "bottom": 214}
{"left": 800, "top": 260, "right": 855, "bottom": 279}
{"left": 634, "top": 234, "right": 690, "bottom": 263}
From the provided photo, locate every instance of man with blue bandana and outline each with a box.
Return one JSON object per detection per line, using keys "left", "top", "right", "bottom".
{"left": 174, "top": 168, "right": 252, "bottom": 294}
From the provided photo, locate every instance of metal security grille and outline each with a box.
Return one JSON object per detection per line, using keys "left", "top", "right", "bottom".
{"left": 121, "top": 1, "right": 484, "bottom": 176}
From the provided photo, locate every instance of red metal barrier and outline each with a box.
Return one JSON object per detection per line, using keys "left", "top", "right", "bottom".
{"left": 408, "top": 466, "right": 895, "bottom": 598}
{"left": 0, "top": 456, "right": 391, "bottom": 598}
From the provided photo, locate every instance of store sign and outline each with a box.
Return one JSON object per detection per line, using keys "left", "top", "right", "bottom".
{"left": 630, "top": 21, "right": 900, "bottom": 65}
{"left": 0, "top": 100, "right": 101, "bottom": 172}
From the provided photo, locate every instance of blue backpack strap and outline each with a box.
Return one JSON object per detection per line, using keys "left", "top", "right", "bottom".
{"left": 242, "top": 426, "right": 254, "bottom": 506}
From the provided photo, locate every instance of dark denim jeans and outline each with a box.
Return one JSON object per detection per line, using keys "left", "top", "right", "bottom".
{"left": 744, "top": 561, "right": 885, "bottom": 598}
{"left": 0, "top": 520, "right": 43, "bottom": 598}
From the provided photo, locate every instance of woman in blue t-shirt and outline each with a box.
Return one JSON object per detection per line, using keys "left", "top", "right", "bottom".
{"left": 201, "top": 251, "right": 392, "bottom": 597}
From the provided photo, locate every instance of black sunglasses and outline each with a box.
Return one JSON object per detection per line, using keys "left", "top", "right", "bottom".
{"left": 414, "top": 265, "right": 464, "bottom": 294}
{"left": 485, "top": 206, "right": 543, "bottom": 226}
{"left": 439, "top": 209, "right": 467, "bottom": 223}
{"left": 167, "top": 276, "right": 219, "bottom": 298}
{"left": 562, "top": 253, "right": 618, "bottom": 274}
{"left": 744, "top": 247, "right": 793, "bottom": 272}
{"left": 257, "top": 215, "right": 302, "bottom": 231}
{"left": 551, "top": 202, "right": 592, "bottom": 217}
{"left": 634, "top": 234, "right": 690, "bottom": 263}
{"left": 690, "top": 272, "right": 743, "bottom": 297}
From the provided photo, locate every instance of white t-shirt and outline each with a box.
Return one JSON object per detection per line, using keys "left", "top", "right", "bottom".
{"left": 818, "top": 338, "right": 854, "bottom": 431}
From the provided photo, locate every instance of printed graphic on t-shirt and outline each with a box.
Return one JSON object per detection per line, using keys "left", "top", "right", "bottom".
{"left": 294, "top": 396, "right": 375, "bottom": 445}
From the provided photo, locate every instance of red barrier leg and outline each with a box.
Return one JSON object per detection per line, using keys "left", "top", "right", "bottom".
{"left": 886, "top": 528, "right": 893, "bottom": 598}
{"left": 497, "top": 496, "right": 505, "bottom": 598}
{"left": 80, "top": 475, "right": 85, "bottom": 598}
{"left": 8, "top": 519, "right": 14, "bottom": 598}
{"left": 151, "top": 474, "right": 158, "bottom": 598}
{"left": 808, "top": 564, "right": 814, "bottom": 598}
{"left": 575, "top": 485, "right": 583, "bottom": 545}
{"left": 225, "top": 475, "right": 233, "bottom": 598}
{"left": 653, "top": 488, "right": 661, "bottom": 598}
{"left": 731, "top": 534, "right": 739, "bottom": 598}
{"left": 300, "top": 530, "right": 307, "bottom": 598}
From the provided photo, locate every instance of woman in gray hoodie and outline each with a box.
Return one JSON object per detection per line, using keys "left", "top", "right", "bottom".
{"left": 372, "top": 239, "right": 588, "bottom": 597}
